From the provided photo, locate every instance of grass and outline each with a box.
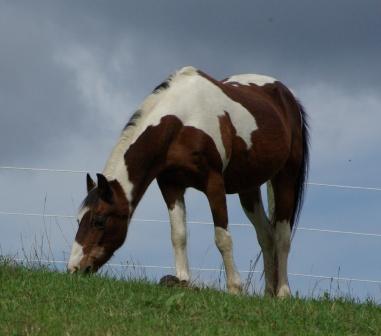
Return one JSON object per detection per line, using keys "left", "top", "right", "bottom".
{"left": 1, "top": 260, "right": 381, "bottom": 336}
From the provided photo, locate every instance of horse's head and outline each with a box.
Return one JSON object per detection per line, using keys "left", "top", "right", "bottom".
{"left": 67, "top": 173, "right": 130, "bottom": 274}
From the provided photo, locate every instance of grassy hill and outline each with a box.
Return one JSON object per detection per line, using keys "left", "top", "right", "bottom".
{"left": 1, "top": 261, "right": 380, "bottom": 336}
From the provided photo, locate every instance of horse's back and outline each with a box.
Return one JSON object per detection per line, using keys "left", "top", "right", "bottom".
{"left": 151, "top": 68, "right": 262, "bottom": 169}
{"left": 149, "top": 67, "right": 302, "bottom": 192}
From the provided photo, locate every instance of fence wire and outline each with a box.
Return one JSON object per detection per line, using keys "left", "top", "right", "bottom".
{"left": 1, "top": 165, "right": 381, "bottom": 192}
{"left": 13, "top": 258, "right": 381, "bottom": 285}
{"left": 1, "top": 211, "right": 381, "bottom": 238}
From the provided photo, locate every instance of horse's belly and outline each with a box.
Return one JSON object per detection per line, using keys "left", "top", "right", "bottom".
{"left": 223, "top": 162, "right": 269, "bottom": 194}
{"left": 223, "top": 142, "right": 289, "bottom": 194}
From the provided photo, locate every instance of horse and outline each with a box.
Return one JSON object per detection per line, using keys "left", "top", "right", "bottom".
{"left": 67, "top": 66, "right": 309, "bottom": 297}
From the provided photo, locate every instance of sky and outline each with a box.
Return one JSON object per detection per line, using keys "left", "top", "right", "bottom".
{"left": 1, "top": 0, "right": 381, "bottom": 300}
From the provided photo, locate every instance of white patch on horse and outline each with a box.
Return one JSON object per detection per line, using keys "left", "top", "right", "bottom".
{"left": 214, "top": 226, "right": 241, "bottom": 294}
{"left": 103, "top": 66, "right": 258, "bottom": 199}
{"left": 137, "top": 66, "right": 257, "bottom": 167}
{"left": 103, "top": 133, "right": 133, "bottom": 205}
{"left": 224, "top": 73, "right": 277, "bottom": 87}
{"left": 243, "top": 199, "right": 275, "bottom": 295}
{"left": 274, "top": 219, "right": 291, "bottom": 298}
{"left": 67, "top": 241, "right": 84, "bottom": 273}
{"left": 168, "top": 199, "right": 190, "bottom": 281}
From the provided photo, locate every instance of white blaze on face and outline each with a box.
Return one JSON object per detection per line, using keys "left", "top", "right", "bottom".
{"left": 67, "top": 206, "right": 89, "bottom": 272}
{"left": 68, "top": 240, "right": 84, "bottom": 273}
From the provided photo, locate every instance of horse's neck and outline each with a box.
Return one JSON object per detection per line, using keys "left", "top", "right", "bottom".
{"left": 102, "top": 121, "right": 161, "bottom": 214}
{"left": 103, "top": 82, "right": 178, "bottom": 212}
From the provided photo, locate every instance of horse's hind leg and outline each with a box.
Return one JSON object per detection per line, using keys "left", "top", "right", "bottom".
{"left": 271, "top": 174, "right": 295, "bottom": 298}
{"left": 239, "top": 189, "right": 276, "bottom": 296}
{"left": 158, "top": 177, "right": 190, "bottom": 282}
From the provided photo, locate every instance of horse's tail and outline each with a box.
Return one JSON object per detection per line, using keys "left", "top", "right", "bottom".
{"left": 266, "top": 181, "right": 275, "bottom": 224}
{"left": 266, "top": 100, "right": 310, "bottom": 233}
{"left": 290, "top": 100, "right": 310, "bottom": 231}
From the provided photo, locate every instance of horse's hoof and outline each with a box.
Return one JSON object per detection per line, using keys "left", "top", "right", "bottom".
{"left": 228, "top": 284, "right": 242, "bottom": 295}
{"left": 277, "top": 285, "right": 291, "bottom": 298}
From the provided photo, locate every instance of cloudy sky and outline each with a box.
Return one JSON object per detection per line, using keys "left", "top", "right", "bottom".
{"left": 1, "top": 0, "right": 381, "bottom": 299}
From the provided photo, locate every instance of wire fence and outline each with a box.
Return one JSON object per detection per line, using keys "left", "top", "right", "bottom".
{"left": 1, "top": 211, "right": 381, "bottom": 238}
{"left": 1, "top": 165, "right": 381, "bottom": 287}
{"left": 13, "top": 258, "right": 381, "bottom": 285}
{"left": 1, "top": 165, "right": 381, "bottom": 191}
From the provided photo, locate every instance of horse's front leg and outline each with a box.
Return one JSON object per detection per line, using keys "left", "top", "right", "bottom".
{"left": 205, "top": 171, "right": 241, "bottom": 294}
{"left": 158, "top": 178, "right": 190, "bottom": 282}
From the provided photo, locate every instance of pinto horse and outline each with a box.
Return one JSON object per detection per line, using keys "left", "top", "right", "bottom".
{"left": 68, "top": 66, "right": 309, "bottom": 297}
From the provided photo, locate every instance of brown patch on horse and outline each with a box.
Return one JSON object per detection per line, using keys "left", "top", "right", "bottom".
{"left": 123, "top": 116, "right": 182, "bottom": 208}
{"left": 200, "top": 69, "right": 309, "bottom": 230}
{"left": 198, "top": 70, "right": 297, "bottom": 192}
{"left": 125, "top": 115, "right": 224, "bottom": 207}
{"left": 218, "top": 112, "right": 233, "bottom": 162}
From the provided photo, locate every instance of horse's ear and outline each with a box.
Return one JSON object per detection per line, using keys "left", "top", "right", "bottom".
{"left": 86, "top": 173, "right": 96, "bottom": 193}
{"left": 96, "top": 173, "right": 113, "bottom": 203}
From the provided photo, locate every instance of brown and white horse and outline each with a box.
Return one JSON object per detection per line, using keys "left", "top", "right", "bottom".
{"left": 68, "top": 66, "right": 309, "bottom": 297}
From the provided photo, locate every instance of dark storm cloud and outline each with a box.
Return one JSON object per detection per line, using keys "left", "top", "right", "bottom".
{"left": 1, "top": 0, "right": 380, "bottom": 163}
{"left": 0, "top": 3, "right": 99, "bottom": 163}
{"left": 11, "top": 1, "right": 381, "bottom": 87}
{"left": 49, "top": 0, "right": 381, "bottom": 89}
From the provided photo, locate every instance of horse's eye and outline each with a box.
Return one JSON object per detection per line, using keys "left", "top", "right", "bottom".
{"left": 93, "top": 215, "right": 106, "bottom": 229}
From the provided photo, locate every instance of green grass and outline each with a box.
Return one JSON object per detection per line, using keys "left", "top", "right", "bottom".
{"left": 1, "top": 261, "right": 380, "bottom": 336}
